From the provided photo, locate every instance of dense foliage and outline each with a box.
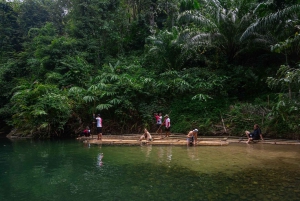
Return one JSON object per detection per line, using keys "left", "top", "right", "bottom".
{"left": 1, "top": 0, "right": 300, "bottom": 139}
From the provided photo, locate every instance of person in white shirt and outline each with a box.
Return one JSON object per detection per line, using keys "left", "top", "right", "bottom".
{"left": 95, "top": 114, "right": 102, "bottom": 140}
{"left": 163, "top": 114, "right": 171, "bottom": 138}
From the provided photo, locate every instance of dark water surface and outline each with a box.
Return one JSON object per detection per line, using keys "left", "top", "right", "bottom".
{"left": 0, "top": 138, "right": 300, "bottom": 201}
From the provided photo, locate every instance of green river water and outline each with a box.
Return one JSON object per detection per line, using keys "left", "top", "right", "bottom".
{"left": 0, "top": 137, "right": 300, "bottom": 201}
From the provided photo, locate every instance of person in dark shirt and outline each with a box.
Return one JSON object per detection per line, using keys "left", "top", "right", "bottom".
{"left": 245, "top": 124, "right": 264, "bottom": 143}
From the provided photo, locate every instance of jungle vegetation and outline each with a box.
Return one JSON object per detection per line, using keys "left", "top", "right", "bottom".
{"left": 1, "top": 0, "right": 300, "bottom": 139}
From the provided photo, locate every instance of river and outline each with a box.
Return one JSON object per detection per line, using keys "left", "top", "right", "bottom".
{"left": 0, "top": 138, "right": 299, "bottom": 201}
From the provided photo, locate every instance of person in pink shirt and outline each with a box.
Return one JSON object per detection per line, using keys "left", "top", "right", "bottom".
{"left": 154, "top": 112, "right": 163, "bottom": 136}
{"left": 163, "top": 114, "right": 171, "bottom": 138}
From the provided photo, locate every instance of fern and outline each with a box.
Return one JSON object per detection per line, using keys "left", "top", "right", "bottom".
{"left": 96, "top": 104, "right": 113, "bottom": 110}
{"left": 83, "top": 95, "right": 97, "bottom": 103}
{"left": 192, "top": 94, "right": 212, "bottom": 101}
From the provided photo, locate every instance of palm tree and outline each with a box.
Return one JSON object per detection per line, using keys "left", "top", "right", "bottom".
{"left": 146, "top": 27, "right": 188, "bottom": 71}
{"left": 241, "top": 4, "right": 300, "bottom": 64}
{"left": 177, "top": 0, "right": 257, "bottom": 63}
{"left": 241, "top": 4, "right": 300, "bottom": 42}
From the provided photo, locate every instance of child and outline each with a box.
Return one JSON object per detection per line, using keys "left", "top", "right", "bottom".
{"left": 83, "top": 126, "right": 90, "bottom": 137}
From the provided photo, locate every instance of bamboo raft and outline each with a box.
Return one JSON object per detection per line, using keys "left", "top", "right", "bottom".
{"left": 77, "top": 134, "right": 300, "bottom": 146}
{"left": 78, "top": 134, "right": 229, "bottom": 146}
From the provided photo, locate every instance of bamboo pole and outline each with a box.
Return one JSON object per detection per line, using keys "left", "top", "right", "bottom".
{"left": 221, "top": 114, "right": 227, "bottom": 134}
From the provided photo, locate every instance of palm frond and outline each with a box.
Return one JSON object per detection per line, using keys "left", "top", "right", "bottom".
{"left": 83, "top": 95, "right": 96, "bottom": 103}
{"left": 96, "top": 104, "right": 113, "bottom": 110}
{"left": 192, "top": 94, "right": 212, "bottom": 101}
{"left": 141, "top": 78, "right": 154, "bottom": 84}
{"left": 31, "top": 109, "right": 47, "bottom": 116}
{"left": 69, "top": 86, "right": 84, "bottom": 94}
{"left": 179, "top": 30, "right": 212, "bottom": 50}
{"left": 108, "top": 98, "right": 122, "bottom": 105}
{"left": 241, "top": 4, "right": 300, "bottom": 41}
{"left": 178, "top": 10, "right": 218, "bottom": 31}
{"left": 88, "top": 85, "right": 99, "bottom": 92}
{"left": 102, "top": 91, "right": 118, "bottom": 96}
{"left": 160, "top": 70, "right": 179, "bottom": 77}
{"left": 253, "top": 0, "right": 273, "bottom": 14}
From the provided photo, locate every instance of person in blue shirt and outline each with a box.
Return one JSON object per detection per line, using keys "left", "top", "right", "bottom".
{"left": 245, "top": 124, "right": 264, "bottom": 143}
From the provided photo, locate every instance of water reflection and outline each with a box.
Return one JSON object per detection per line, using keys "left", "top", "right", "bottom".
{"left": 145, "top": 145, "right": 152, "bottom": 159}
{"left": 97, "top": 153, "right": 103, "bottom": 166}
{"left": 149, "top": 146, "right": 173, "bottom": 164}
{"left": 186, "top": 145, "right": 198, "bottom": 161}
{"left": 166, "top": 146, "right": 172, "bottom": 163}
{"left": 157, "top": 146, "right": 164, "bottom": 163}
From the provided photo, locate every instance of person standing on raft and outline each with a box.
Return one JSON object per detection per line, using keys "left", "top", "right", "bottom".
{"left": 187, "top": 129, "right": 198, "bottom": 145}
{"left": 163, "top": 114, "right": 171, "bottom": 138}
{"left": 154, "top": 112, "right": 163, "bottom": 137}
{"left": 94, "top": 114, "right": 103, "bottom": 140}
{"left": 245, "top": 124, "right": 264, "bottom": 143}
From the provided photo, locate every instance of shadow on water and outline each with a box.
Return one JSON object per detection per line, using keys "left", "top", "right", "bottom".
{"left": 0, "top": 139, "right": 300, "bottom": 201}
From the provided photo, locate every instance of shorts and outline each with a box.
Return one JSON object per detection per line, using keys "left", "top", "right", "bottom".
{"left": 249, "top": 133, "right": 259, "bottom": 140}
{"left": 165, "top": 127, "right": 170, "bottom": 132}
{"left": 97, "top": 127, "right": 102, "bottom": 134}
{"left": 187, "top": 137, "right": 194, "bottom": 143}
{"left": 140, "top": 136, "right": 151, "bottom": 141}
{"left": 156, "top": 124, "right": 162, "bottom": 129}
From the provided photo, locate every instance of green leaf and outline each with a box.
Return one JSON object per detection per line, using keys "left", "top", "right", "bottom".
{"left": 96, "top": 104, "right": 113, "bottom": 110}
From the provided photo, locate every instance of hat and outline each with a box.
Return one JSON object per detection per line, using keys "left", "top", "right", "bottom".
{"left": 164, "top": 114, "right": 169, "bottom": 117}
{"left": 193, "top": 129, "right": 198, "bottom": 132}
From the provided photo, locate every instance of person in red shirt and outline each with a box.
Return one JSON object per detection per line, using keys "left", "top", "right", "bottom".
{"left": 83, "top": 126, "right": 90, "bottom": 137}
{"left": 154, "top": 112, "right": 163, "bottom": 137}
